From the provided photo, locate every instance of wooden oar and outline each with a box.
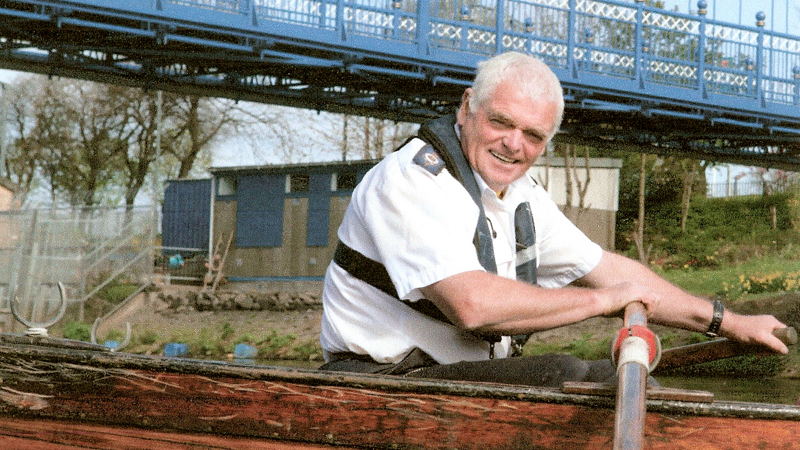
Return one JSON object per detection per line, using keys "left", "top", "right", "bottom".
{"left": 613, "top": 302, "right": 650, "bottom": 450}
{"left": 654, "top": 327, "right": 797, "bottom": 374}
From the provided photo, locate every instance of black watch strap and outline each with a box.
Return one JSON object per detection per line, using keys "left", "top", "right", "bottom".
{"left": 705, "top": 300, "right": 724, "bottom": 338}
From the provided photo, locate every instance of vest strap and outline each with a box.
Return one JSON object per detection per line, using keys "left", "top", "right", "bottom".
{"left": 511, "top": 201, "right": 537, "bottom": 356}
{"left": 333, "top": 241, "right": 454, "bottom": 325}
{"left": 418, "top": 115, "right": 498, "bottom": 274}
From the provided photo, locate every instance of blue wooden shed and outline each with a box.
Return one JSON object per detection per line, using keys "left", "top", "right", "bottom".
{"left": 161, "top": 178, "right": 212, "bottom": 256}
{"left": 208, "top": 160, "right": 378, "bottom": 282}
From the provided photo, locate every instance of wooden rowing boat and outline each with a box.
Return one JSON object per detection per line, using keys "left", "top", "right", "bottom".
{"left": 0, "top": 332, "right": 799, "bottom": 449}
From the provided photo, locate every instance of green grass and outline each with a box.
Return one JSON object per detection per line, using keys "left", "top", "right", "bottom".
{"left": 658, "top": 255, "right": 800, "bottom": 298}
{"left": 523, "top": 333, "right": 611, "bottom": 359}
{"left": 119, "top": 320, "right": 325, "bottom": 362}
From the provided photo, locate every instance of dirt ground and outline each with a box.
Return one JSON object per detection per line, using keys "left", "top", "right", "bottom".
{"left": 102, "top": 283, "right": 324, "bottom": 356}
{"left": 118, "top": 284, "right": 800, "bottom": 367}
{"left": 126, "top": 284, "right": 613, "bottom": 347}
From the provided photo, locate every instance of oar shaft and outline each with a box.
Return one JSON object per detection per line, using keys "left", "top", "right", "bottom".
{"left": 614, "top": 362, "right": 648, "bottom": 450}
{"left": 655, "top": 327, "right": 797, "bottom": 373}
{"left": 613, "top": 302, "right": 649, "bottom": 450}
{"left": 623, "top": 302, "right": 648, "bottom": 328}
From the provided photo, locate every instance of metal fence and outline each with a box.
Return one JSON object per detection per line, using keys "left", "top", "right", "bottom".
{"left": 706, "top": 179, "right": 800, "bottom": 198}
{"left": 0, "top": 206, "right": 158, "bottom": 332}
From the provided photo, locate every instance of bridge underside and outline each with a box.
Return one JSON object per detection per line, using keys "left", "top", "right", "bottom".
{"left": 2, "top": 1, "right": 800, "bottom": 169}
{"left": 560, "top": 108, "right": 800, "bottom": 171}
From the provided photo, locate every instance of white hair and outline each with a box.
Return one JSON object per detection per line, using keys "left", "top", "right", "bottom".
{"left": 470, "top": 52, "right": 564, "bottom": 134}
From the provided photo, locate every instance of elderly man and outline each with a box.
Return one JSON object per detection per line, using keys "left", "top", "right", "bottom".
{"left": 318, "top": 51, "right": 787, "bottom": 386}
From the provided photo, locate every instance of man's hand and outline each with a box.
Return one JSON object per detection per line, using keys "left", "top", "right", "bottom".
{"left": 595, "top": 282, "right": 662, "bottom": 319}
{"left": 720, "top": 312, "right": 790, "bottom": 354}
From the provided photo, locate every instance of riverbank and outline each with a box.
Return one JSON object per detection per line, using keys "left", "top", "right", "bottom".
{"left": 85, "top": 283, "right": 800, "bottom": 379}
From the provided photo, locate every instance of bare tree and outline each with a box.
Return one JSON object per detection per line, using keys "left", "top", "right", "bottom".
{"left": 4, "top": 75, "right": 417, "bottom": 208}
{"left": 632, "top": 153, "right": 651, "bottom": 264}
{"left": 3, "top": 77, "right": 47, "bottom": 205}
{"left": 119, "top": 91, "right": 238, "bottom": 209}
{"left": 236, "top": 104, "right": 337, "bottom": 163}
{"left": 169, "top": 95, "right": 238, "bottom": 178}
{"left": 679, "top": 159, "right": 700, "bottom": 232}
{"left": 559, "top": 143, "right": 592, "bottom": 227}
{"left": 335, "top": 115, "right": 416, "bottom": 161}
{"left": 6, "top": 75, "right": 245, "bottom": 208}
{"left": 238, "top": 107, "right": 416, "bottom": 164}
{"left": 30, "top": 79, "right": 131, "bottom": 207}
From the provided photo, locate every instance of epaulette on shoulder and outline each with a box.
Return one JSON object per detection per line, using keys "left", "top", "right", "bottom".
{"left": 412, "top": 145, "right": 446, "bottom": 176}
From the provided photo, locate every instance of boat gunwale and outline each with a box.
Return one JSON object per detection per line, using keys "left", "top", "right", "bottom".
{"left": 1, "top": 335, "right": 800, "bottom": 422}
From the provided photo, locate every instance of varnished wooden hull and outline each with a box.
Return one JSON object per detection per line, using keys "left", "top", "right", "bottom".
{"left": 1, "top": 333, "right": 799, "bottom": 449}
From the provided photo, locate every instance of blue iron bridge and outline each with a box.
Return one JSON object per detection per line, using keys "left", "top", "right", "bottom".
{"left": 2, "top": 0, "right": 800, "bottom": 168}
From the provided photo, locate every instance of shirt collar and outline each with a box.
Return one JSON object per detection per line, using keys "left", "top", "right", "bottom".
{"left": 475, "top": 171, "right": 534, "bottom": 206}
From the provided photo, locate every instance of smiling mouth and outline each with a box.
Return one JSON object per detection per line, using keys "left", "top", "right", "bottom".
{"left": 489, "top": 150, "right": 516, "bottom": 164}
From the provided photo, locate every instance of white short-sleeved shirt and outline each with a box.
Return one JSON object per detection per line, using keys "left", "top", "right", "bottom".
{"left": 320, "top": 136, "right": 603, "bottom": 364}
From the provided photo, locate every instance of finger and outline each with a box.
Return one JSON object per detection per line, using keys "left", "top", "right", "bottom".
{"left": 768, "top": 327, "right": 795, "bottom": 354}
{"left": 764, "top": 331, "right": 790, "bottom": 355}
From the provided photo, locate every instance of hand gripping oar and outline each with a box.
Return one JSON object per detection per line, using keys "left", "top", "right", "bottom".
{"left": 654, "top": 327, "right": 797, "bottom": 374}
{"left": 612, "top": 302, "right": 657, "bottom": 450}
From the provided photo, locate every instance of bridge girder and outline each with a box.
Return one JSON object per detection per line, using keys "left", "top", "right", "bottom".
{"left": 2, "top": 0, "right": 800, "bottom": 169}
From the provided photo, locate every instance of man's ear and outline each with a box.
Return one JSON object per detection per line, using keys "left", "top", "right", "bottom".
{"left": 457, "top": 88, "right": 474, "bottom": 124}
{"left": 461, "top": 88, "right": 473, "bottom": 109}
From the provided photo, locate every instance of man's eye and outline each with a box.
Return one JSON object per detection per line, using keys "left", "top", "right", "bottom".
{"left": 490, "top": 119, "right": 511, "bottom": 128}
{"left": 525, "top": 132, "right": 544, "bottom": 143}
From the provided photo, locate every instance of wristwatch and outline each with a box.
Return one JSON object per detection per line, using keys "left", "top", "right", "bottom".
{"left": 705, "top": 300, "right": 724, "bottom": 338}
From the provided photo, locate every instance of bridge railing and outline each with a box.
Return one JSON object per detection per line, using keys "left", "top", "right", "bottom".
{"left": 160, "top": 0, "right": 798, "bottom": 109}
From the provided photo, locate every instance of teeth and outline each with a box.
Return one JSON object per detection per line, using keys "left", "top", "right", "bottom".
{"left": 490, "top": 150, "right": 514, "bottom": 163}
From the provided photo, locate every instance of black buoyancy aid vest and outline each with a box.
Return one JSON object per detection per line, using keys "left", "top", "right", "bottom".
{"left": 332, "top": 114, "right": 536, "bottom": 357}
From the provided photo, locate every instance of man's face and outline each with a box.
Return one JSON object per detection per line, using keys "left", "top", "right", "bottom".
{"left": 456, "top": 80, "right": 557, "bottom": 195}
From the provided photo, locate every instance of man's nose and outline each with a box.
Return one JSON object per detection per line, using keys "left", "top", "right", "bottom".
{"left": 503, "top": 128, "right": 523, "bottom": 152}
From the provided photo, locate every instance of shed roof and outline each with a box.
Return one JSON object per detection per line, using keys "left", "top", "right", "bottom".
{"left": 209, "top": 159, "right": 380, "bottom": 176}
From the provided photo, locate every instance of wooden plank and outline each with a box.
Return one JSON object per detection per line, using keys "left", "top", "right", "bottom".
{"left": 0, "top": 369, "right": 617, "bottom": 449}
{"left": 0, "top": 416, "right": 356, "bottom": 449}
{"left": 644, "top": 413, "right": 800, "bottom": 450}
{"left": 562, "top": 382, "right": 715, "bottom": 403}
{"left": 3, "top": 393, "right": 800, "bottom": 450}
{"left": 2, "top": 336, "right": 800, "bottom": 449}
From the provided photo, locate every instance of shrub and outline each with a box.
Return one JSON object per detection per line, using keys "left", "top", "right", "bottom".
{"left": 221, "top": 322, "right": 235, "bottom": 340}
{"left": 718, "top": 270, "right": 800, "bottom": 299}
{"left": 101, "top": 283, "right": 139, "bottom": 304}
{"left": 62, "top": 321, "right": 91, "bottom": 342}
{"left": 137, "top": 329, "right": 159, "bottom": 346}
{"left": 626, "top": 193, "right": 800, "bottom": 270}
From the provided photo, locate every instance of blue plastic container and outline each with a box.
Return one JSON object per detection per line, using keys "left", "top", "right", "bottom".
{"left": 234, "top": 343, "right": 258, "bottom": 359}
{"left": 164, "top": 342, "right": 189, "bottom": 357}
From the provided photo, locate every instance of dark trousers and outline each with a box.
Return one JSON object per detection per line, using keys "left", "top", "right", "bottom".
{"left": 320, "top": 349, "right": 617, "bottom": 388}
